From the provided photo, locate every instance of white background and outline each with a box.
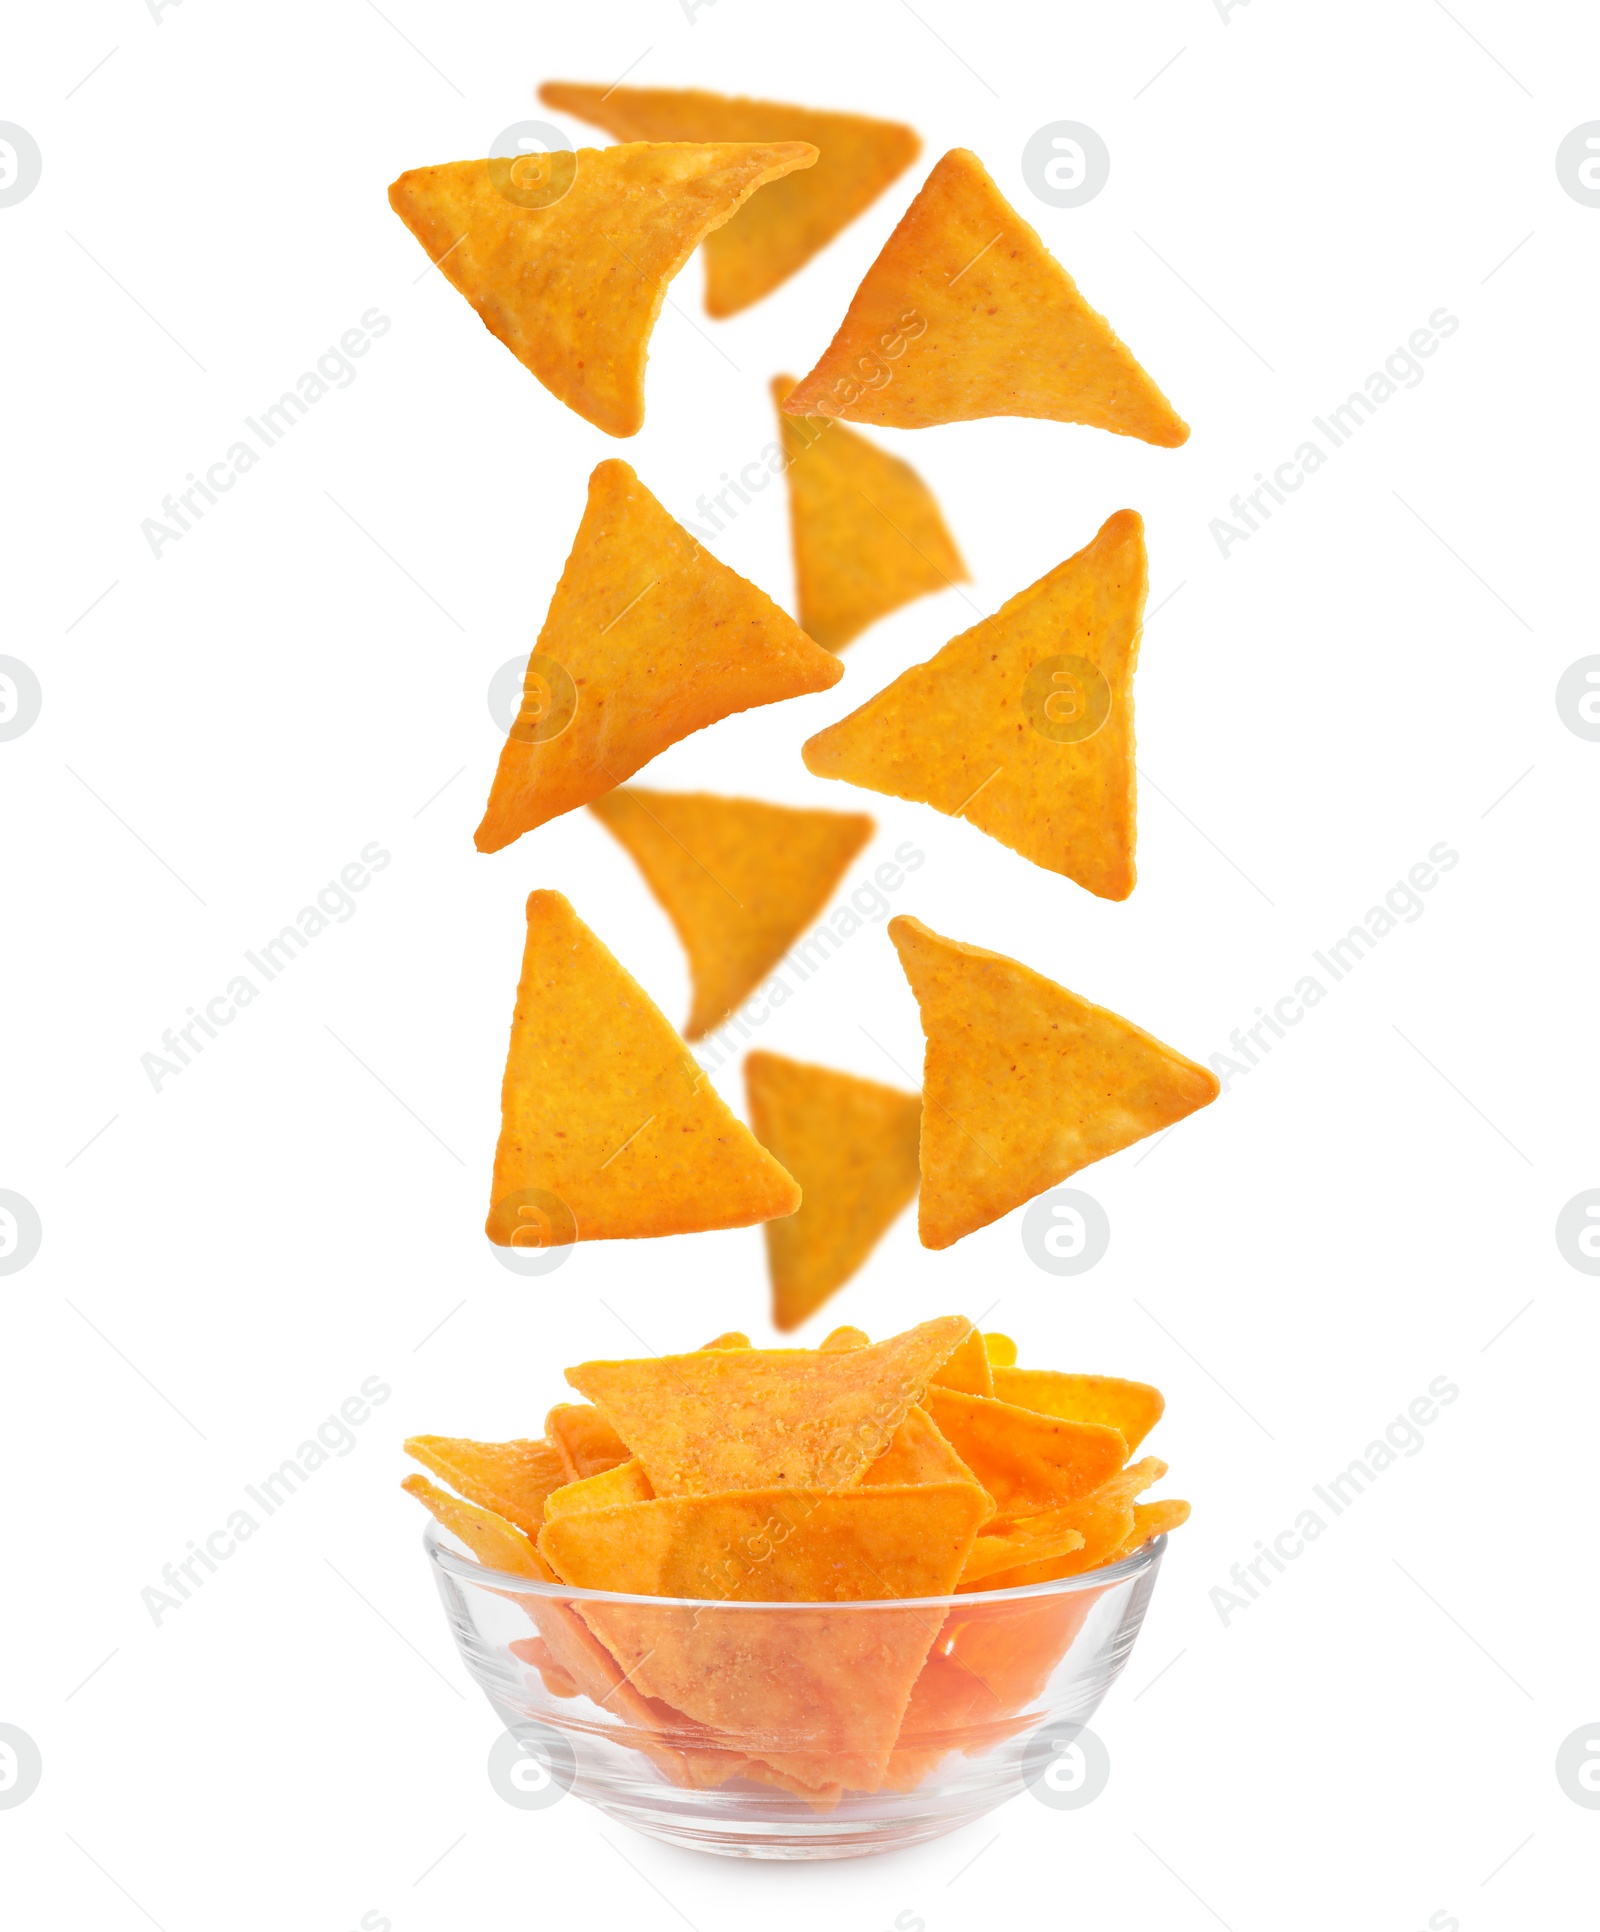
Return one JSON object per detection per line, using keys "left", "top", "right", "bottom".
{"left": 3, "top": 0, "right": 1597, "bottom": 1926}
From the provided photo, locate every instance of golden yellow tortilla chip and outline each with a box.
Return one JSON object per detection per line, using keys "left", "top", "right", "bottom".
{"left": 565, "top": 1314, "right": 973, "bottom": 1494}
{"left": 783, "top": 148, "right": 1188, "bottom": 445}
{"left": 993, "top": 1368, "right": 1164, "bottom": 1455}
{"left": 402, "top": 1435, "right": 567, "bottom": 1538}
{"left": 887, "top": 915, "right": 1220, "bottom": 1248}
{"left": 984, "top": 1332, "right": 1017, "bottom": 1367}
{"left": 545, "top": 1403, "right": 631, "bottom": 1480}
{"left": 773, "top": 376, "right": 966, "bottom": 651}
{"left": 485, "top": 891, "right": 801, "bottom": 1244}
{"left": 590, "top": 790, "right": 872, "bottom": 1039}
{"left": 700, "top": 1330, "right": 750, "bottom": 1350}
{"left": 924, "top": 1388, "right": 1126, "bottom": 1520}
{"left": 477, "top": 461, "right": 842, "bottom": 853}
{"left": 389, "top": 141, "right": 815, "bottom": 435}
{"left": 864, "top": 1403, "right": 990, "bottom": 1513}
{"left": 539, "top": 84, "right": 919, "bottom": 317}
{"left": 1117, "top": 1497, "right": 1191, "bottom": 1558}
{"left": 802, "top": 511, "right": 1145, "bottom": 896}
{"left": 929, "top": 1325, "right": 993, "bottom": 1398}
{"left": 743, "top": 1050, "right": 921, "bottom": 1332}
{"left": 819, "top": 1325, "right": 869, "bottom": 1350}
{"left": 542, "top": 1458, "right": 655, "bottom": 1519}
{"left": 402, "top": 1473, "right": 553, "bottom": 1579}
{"left": 959, "top": 1514, "right": 1087, "bottom": 1586}
{"left": 961, "top": 1457, "right": 1167, "bottom": 1589}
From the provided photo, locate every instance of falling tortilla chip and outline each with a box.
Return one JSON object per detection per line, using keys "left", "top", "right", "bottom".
{"left": 403, "top": 1435, "right": 568, "bottom": 1539}
{"left": 924, "top": 1389, "right": 1126, "bottom": 1520}
{"left": 389, "top": 141, "right": 816, "bottom": 435}
{"left": 402, "top": 1473, "right": 553, "bottom": 1579}
{"left": 565, "top": 1314, "right": 972, "bottom": 1493}
{"left": 773, "top": 377, "right": 966, "bottom": 651}
{"left": 888, "top": 915, "right": 1220, "bottom": 1248}
{"left": 539, "top": 84, "right": 919, "bottom": 317}
{"left": 930, "top": 1325, "right": 993, "bottom": 1398}
{"left": 743, "top": 1050, "right": 922, "bottom": 1331}
{"left": 590, "top": 791, "right": 872, "bottom": 1039}
{"left": 819, "top": 1325, "right": 869, "bottom": 1351}
{"left": 802, "top": 511, "right": 1146, "bottom": 897}
{"left": 993, "top": 1368, "right": 1164, "bottom": 1455}
{"left": 545, "top": 1403, "right": 631, "bottom": 1480}
{"left": 477, "top": 461, "right": 842, "bottom": 853}
{"left": 485, "top": 891, "right": 801, "bottom": 1244}
{"left": 543, "top": 1459, "right": 655, "bottom": 1519}
{"left": 783, "top": 148, "right": 1188, "bottom": 445}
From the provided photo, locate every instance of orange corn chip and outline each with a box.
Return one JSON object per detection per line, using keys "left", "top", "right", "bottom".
{"left": 864, "top": 1403, "right": 990, "bottom": 1514}
{"left": 542, "top": 1459, "right": 655, "bottom": 1519}
{"left": 819, "top": 1326, "right": 869, "bottom": 1350}
{"left": 545, "top": 1404, "right": 631, "bottom": 1481}
{"left": 964, "top": 1457, "right": 1169, "bottom": 1590}
{"left": 1118, "top": 1497, "right": 1191, "bottom": 1557}
{"left": 590, "top": 790, "right": 872, "bottom": 1039}
{"left": 773, "top": 376, "right": 966, "bottom": 651}
{"left": 888, "top": 915, "right": 1220, "bottom": 1248}
{"left": 783, "top": 148, "right": 1188, "bottom": 445}
{"left": 984, "top": 1332, "right": 1017, "bottom": 1367}
{"left": 565, "top": 1314, "right": 973, "bottom": 1494}
{"left": 539, "top": 84, "right": 919, "bottom": 317}
{"left": 389, "top": 141, "right": 815, "bottom": 435}
{"left": 744, "top": 1050, "right": 921, "bottom": 1332}
{"left": 960, "top": 1515, "right": 1087, "bottom": 1587}
{"left": 486, "top": 891, "right": 800, "bottom": 1245}
{"left": 402, "top": 1434, "right": 568, "bottom": 1538}
{"left": 929, "top": 1325, "right": 993, "bottom": 1398}
{"left": 477, "top": 461, "right": 842, "bottom": 853}
{"left": 993, "top": 1368, "right": 1164, "bottom": 1455}
{"left": 700, "top": 1331, "right": 751, "bottom": 1350}
{"left": 924, "top": 1389, "right": 1125, "bottom": 1520}
{"left": 802, "top": 511, "right": 1145, "bottom": 897}
{"left": 401, "top": 1473, "right": 552, "bottom": 1579}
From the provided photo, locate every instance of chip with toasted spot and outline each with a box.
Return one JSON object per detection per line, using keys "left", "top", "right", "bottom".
{"left": 924, "top": 1388, "right": 1126, "bottom": 1520}
{"left": 402, "top": 1434, "right": 568, "bottom": 1539}
{"left": 993, "top": 1368, "right": 1164, "bottom": 1454}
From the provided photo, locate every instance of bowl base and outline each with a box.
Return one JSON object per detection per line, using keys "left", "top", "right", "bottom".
{"left": 597, "top": 1794, "right": 1009, "bottom": 1860}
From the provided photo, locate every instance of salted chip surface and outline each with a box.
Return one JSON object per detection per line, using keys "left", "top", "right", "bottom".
{"left": 545, "top": 1403, "right": 631, "bottom": 1480}
{"left": 929, "top": 1326, "right": 993, "bottom": 1398}
{"left": 924, "top": 1389, "right": 1126, "bottom": 1520}
{"left": 477, "top": 461, "right": 841, "bottom": 853}
{"left": 389, "top": 141, "right": 815, "bottom": 434}
{"left": 773, "top": 377, "right": 966, "bottom": 651}
{"left": 744, "top": 1050, "right": 921, "bottom": 1331}
{"left": 486, "top": 891, "right": 800, "bottom": 1244}
{"left": 539, "top": 84, "right": 918, "bottom": 316}
{"left": 565, "top": 1314, "right": 973, "bottom": 1494}
{"left": 864, "top": 1404, "right": 989, "bottom": 1511}
{"left": 402, "top": 1435, "right": 567, "bottom": 1539}
{"left": 888, "top": 915, "right": 1219, "bottom": 1248}
{"left": 803, "top": 512, "right": 1145, "bottom": 896}
{"left": 590, "top": 791, "right": 871, "bottom": 1039}
{"left": 542, "top": 1459, "right": 655, "bottom": 1519}
{"left": 783, "top": 148, "right": 1188, "bottom": 444}
{"left": 402, "top": 1473, "right": 552, "bottom": 1579}
{"left": 993, "top": 1368, "right": 1165, "bottom": 1455}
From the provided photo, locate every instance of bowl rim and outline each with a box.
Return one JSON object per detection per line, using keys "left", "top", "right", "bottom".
{"left": 421, "top": 1518, "right": 1165, "bottom": 1609}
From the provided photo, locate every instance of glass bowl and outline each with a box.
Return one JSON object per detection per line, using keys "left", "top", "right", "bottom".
{"left": 421, "top": 1520, "right": 1166, "bottom": 1859}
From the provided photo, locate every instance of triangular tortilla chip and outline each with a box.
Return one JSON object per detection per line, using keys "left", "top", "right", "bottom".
{"left": 959, "top": 1515, "right": 1086, "bottom": 1587}
{"left": 802, "top": 511, "right": 1145, "bottom": 897}
{"left": 929, "top": 1326, "right": 993, "bottom": 1397}
{"left": 477, "top": 462, "right": 842, "bottom": 853}
{"left": 743, "top": 1050, "right": 921, "bottom": 1331}
{"left": 1117, "top": 1497, "right": 1190, "bottom": 1557}
{"left": 485, "top": 891, "right": 800, "bottom": 1243}
{"left": 864, "top": 1403, "right": 990, "bottom": 1512}
{"left": 924, "top": 1389, "right": 1126, "bottom": 1520}
{"left": 402, "top": 1473, "right": 553, "bottom": 1579}
{"left": 773, "top": 377, "right": 966, "bottom": 651}
{"left": 590, "top": 791, "right": 871, "bottom": 1038}
{"left": 542, "top": 1459, "right": 654, "bottom": 1519}
{"left": 992, "top": 1368, "right": 1164, "bottom": 1454}
{"left": 539, "top": 84, "right": 919, "bottom": 317}
{"left": 819, "top": 1325, "right": 869, "bottom": 1351}
{"left": 389, "top": 141, "right": 816, "bottom": 434}
{"left": 402, "top": 1435, "right": 567, "bottom": 1538}
{"left": 545, "top": 1403, "right": 631, "bottom": 1480}
{"left": 960, "top": 1457, "right": 1168, "bottom": 1590}
{"left": 888, "top": 915, "right": 1220, "bottom": 1248}
{"left": 565, "top": 1314, "right": 973, "bottom": 1493}
{"left": 783, "top": 148, "right": 1188, "bottom": 445}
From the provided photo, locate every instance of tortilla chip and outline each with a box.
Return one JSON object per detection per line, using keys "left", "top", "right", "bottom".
{"left": 993, "top": 1368, "right": 1164, "bottom": 1454}
{"left": 783, "top": 148, "right": 1188, "bottom": 445}
{"left": 924, "top": 1389, "right": 1125, "bottom": 1520}
{"left": 402, "top": 1434, "right": 567, "bottom": 1538}
{"left": 958, "top": 1459, "right": 1168, "bottom": 1589}
{"left": 959, "top": 1514, "right": 1086, "bottom": 1587}
{"left": 819, "top": 1326, "right": 869, "bottom": 1350}
{"left": 590, "top": 791, "right": 872, "bottom": 1039}
{"left": 539, "top": 85, "right": 919, "bottom": 317}
{"left": 864, "top": 1403, "right": 990, "bottom": 1514}
{"left": 802, "top": 511, "right": 1145, "bottom": 896}
{"left": 773, "top": 377, "right": 966, "bottom": 651}
{"left": 545, "top": 1404, "right": 632, "bottom": 1480}
{"left": 1117, "top": 1497, "right": 1191, "bottom": 1558}
{"left": 389, "top": 141, "right": 815, "bottom": 435}
{"left": 477, "top": 462, "right": 842, "bottom": 853}
{"left": 543, "top": 1458, "right": 655, "bottom": 1519}
{"left": 486, "top": 891, "right": 801, "bottom": 1244}
{"left": 401, "top": 1473, "right": 552, "bottom": 1579}
{"left": 984, "top": 1332, "right": 1017, "bottom": 1367}
{"left": 887, "top": 915, "right": 1220, "bottom": 1248}
{"left": 929, "top": 1325, "right": 993, "bottom": 1398}
{"left": 565, "top": 1314, "right": 973, "bottom": 1494}
{"left": 700, "top": 1331, "right": 751, "bottom": 1350}
{"left": 744, "top": 1050, "right": 921, "bottom": 1331}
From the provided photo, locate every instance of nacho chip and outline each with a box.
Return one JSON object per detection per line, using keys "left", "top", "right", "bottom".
{"left": 542, "top": 1458, "right": 655, "bottom": 1519}
{"left": 402, "top": 1434, "right": 567, "bottom": 1538}
{"left": 864, "top": 1403, "right": 990, "bottom": 1512}
{"left": 993, "top": 1368, "right": 1164, "bottom": 1455}
{"left": 1118, "top": 1497, "right": 1191, "bottom": 1557}
{"left": 819, "top": 1326, "right": 869, "bottom": 1351}
{"left": 539, "top": 85, "right": 919, "bottom": 317}
{"left": 929, "top": 1325, "right": 993, "bottom": 1398}
{"left": 477, "top": 461, "right": 842, "bottom": 853}
{"left": 773, "top": 377, "right": 966, "bottom": 651}
{"left": 924, "top": 1388, "right": 1125, "bottom": 1519}
{"left": 744, "top": 1050, "right": 922, "bottom": 1331}
{"left": 887, "top": 915, "right": 1220, "bottom": 1248}
{"left": 485, "top": 891, "right": 801, "bottom": 1244}
{"left": 960, "top": 1458, "right": 1168, "bottom": 1590}
{"left": 402, "top": 1473, "right": 552, "bottom": 1579}
{"left": 590, "top": 791, "right": 871, "bottom": 1038}
{"left": 565, "top": 1314, "right": 973, "bottom": 1494}
{"left": 959, "top": 1513, "right": 1087, "bottom": 1586}
{"left": 700, "top": 1330, "right": 751, "bottom": 1350}
{"left": 783, "top": 148, "right": 1188, "bottom": 445}
{"left": 984, "top": 1332, "right": 1017, "bottom": 1367}
{"left": 802, "top": 511, "right": 1145, "bottom": 896}
{"left": 545, "top": 1403, "right": 631, "bottom": 1480}
{"left": 389, "top": 141, "right": 816, "bottom": 435}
